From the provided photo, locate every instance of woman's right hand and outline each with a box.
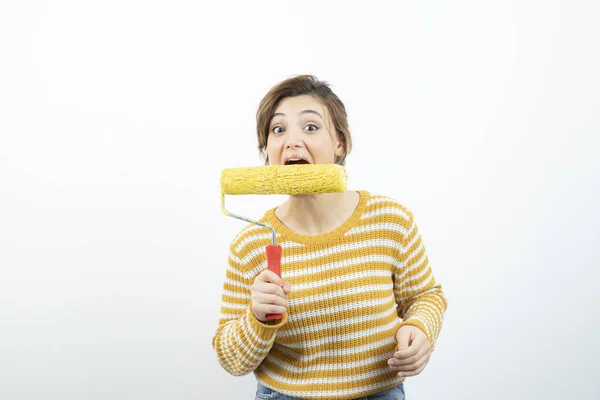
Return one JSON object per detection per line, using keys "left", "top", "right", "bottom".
{"left": 250, "top": 270, "right": 292, "bottom": 322}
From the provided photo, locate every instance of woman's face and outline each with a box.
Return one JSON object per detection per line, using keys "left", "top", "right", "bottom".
{"left": 266, "top": 95, "right": 344, "bottom": 166}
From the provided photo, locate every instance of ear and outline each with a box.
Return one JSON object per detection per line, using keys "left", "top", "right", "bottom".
{"left": 334, "top": 138, "right": 345, "bottom": 157}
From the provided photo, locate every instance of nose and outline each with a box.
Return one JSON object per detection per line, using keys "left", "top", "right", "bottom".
{"left": 284, "top": 126, "right": 304, "bottom": 149}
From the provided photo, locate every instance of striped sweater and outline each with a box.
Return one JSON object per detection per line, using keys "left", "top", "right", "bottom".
{"left": 212, "top": 190, "right": 447, "bottom": 399}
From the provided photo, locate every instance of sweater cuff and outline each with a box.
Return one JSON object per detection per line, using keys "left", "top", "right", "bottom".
{"left": 246, "top": 307, "right": 288, "bottom": 339}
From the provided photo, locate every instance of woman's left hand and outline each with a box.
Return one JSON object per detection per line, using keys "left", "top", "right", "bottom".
{"left": 387, "top": 325, "right": 432, "bottom": 377}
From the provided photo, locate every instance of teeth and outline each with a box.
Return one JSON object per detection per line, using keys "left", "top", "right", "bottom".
{"left": 285, "top": 158, "right": 309, "bottom": 164}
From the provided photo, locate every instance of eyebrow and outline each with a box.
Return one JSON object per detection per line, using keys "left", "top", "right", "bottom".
{"left": 272, "top": 109, "right": 324, "bottom": 120}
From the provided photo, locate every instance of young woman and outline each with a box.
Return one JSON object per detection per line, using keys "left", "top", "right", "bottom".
{"left": 212, "top": 75, "right": 447, "bottom": 400}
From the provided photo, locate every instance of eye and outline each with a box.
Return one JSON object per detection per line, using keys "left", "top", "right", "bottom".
{"left": 271, "top": 126, "right": 285, "bottom": 134}
{"left": 305, "top": 124, "right": 318, "bottom": 132}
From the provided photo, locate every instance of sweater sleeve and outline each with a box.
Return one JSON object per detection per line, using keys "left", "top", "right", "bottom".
{"left": 393, "top": 209, "right": 448, "bottom": 349}
{"left": 211, "top": 245, "right": 288, "bottom": 376}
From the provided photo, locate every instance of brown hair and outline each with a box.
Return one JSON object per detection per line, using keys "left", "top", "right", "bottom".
{"left": 256, "top": 75, "right": 352, "bottom": 165}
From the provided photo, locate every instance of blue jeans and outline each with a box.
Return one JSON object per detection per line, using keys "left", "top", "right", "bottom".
{"left": 255, "top": 382, "right": 406, "bottom": 400}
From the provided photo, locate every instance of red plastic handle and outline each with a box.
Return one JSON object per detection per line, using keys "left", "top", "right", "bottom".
{"left": 265, "top": 244, "right": 283, "bottom": 320}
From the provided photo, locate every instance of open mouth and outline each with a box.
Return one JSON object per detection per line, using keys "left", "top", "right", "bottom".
{"left": 285, "top": 158, "right": 310, "bottom": 165}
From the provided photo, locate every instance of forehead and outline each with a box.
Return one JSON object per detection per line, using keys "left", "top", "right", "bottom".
{"left": 273, "top": 95, "right": 326, "bottom": 116}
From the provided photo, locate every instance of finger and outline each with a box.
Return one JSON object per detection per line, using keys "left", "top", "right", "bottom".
{"left": 389, "top": 336, "right": 431, "bottom": 367}
{"left": 395, "top": 326, "right": 411, "bottom": 352}
{"left": 388, "top": 350, "right": 431, "bottom": 371}
{"left": 390, "top": 347, "right": 431, "bottom": 370}
{"left": 394, "top": 329, "right": 430, "bottom": 360}
{"left": 258, "top": 270, "right": 284, "bottom": 286}
{"left": 397, "top": 357, "right": 430, "bottom": 377}
{"left": 253, "top": 293, "right": 288, "bottom": 308}
{"left": 392, "top": 337, "right": 430, "bottom": 364}
{"left": 389, "top": 351, "right": 430, "bottom": 373}
{"left": 394, "top": 344, "right": 419, "bottom": 360}
{"left": 282, "top": 281, "right": 292, "bottom": 294}
{"left": 253, "top": 281, "right": 287, "bottom": 298}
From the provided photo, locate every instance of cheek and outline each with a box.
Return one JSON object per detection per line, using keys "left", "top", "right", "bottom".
{"left": 317, "top": 137, "right": 337, "bottom": 154}
{"left": 265, "top": 136, "right": 274, "bottom": 149}
{"left": 265, "top": 136, "right": 281, "bottom": 154}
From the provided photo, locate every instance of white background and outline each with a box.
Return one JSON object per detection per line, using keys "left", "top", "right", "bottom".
{"left": 1, "top": 1, "right": 599, "bottom": 399}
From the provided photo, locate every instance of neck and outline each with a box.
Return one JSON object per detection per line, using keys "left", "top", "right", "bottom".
{"left": 276, "top": 191, "right": 359, "bottom": 236}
